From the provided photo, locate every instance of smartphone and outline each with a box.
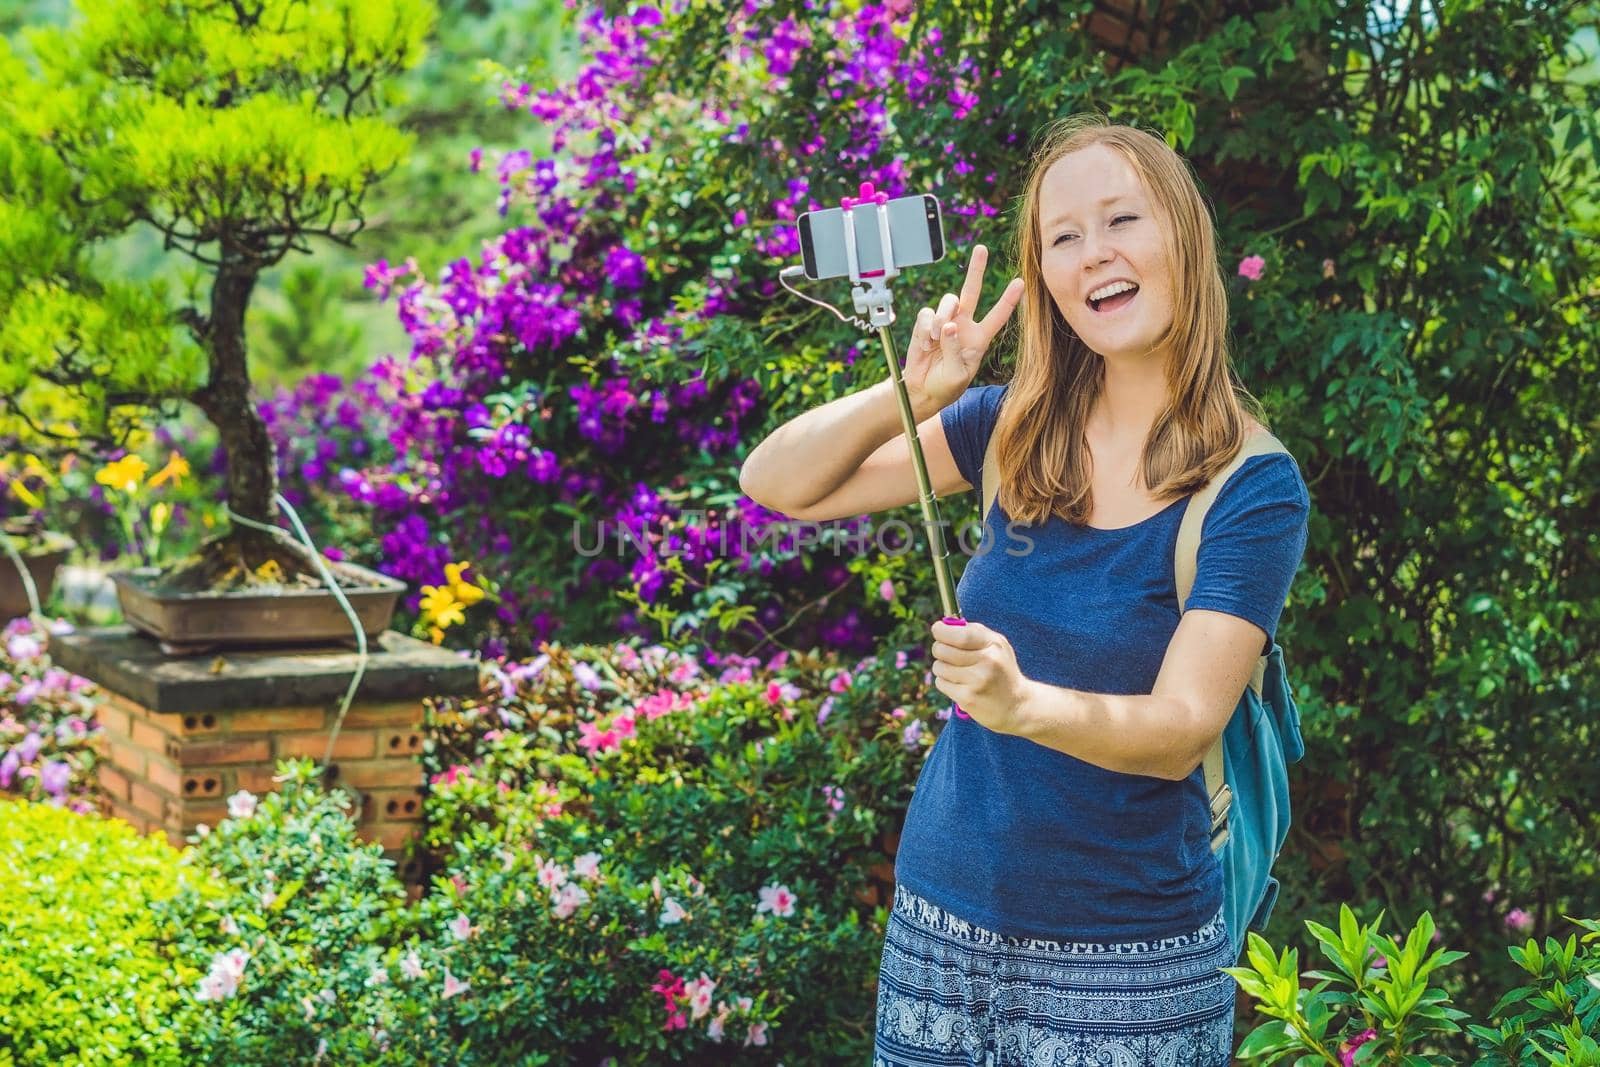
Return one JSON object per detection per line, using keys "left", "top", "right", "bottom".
{"left": 797, "top": 193, "right": 945, "bottom": 281}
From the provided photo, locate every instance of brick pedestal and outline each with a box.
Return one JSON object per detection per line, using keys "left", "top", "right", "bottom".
{"left": 50, "top": 625, "right": 479, "bottom": 896}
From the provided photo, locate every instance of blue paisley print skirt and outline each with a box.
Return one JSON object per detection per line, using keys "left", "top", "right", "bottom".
{"left": 874, "top": 885, "right": 1236, "bottom": 1067}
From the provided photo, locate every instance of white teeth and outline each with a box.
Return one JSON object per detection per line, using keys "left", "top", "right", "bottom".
{"left": 1089, "top": 281, "right": 1138, "bottom": 302}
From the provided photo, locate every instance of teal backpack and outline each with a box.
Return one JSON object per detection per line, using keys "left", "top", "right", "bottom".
{"left": 980, "top": 427, "right": 1305, "bottom": 964}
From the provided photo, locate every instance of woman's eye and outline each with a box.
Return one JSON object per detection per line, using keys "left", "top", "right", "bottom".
{"left": 1052, "top": 216, "right": 1137, "bottom": 245}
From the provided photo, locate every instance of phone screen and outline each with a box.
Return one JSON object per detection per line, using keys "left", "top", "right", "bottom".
{"left": 798, "top": 194, "right": 944, "bottom": 280}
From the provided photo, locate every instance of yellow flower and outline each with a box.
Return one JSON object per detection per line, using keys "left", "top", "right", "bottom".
{"left": 445, "top": 560, "right": 486, "bottom": 606}
{"left": 254, "top": 558, "right": 285, "bottom": 583}
{"left": 95, "top": 455, "right": 149, "bottom": 494}
{"left": 428, "top": 625, "right": 445, "bottom": 644}
{"left": 150, "top": 501, "right": 171, "bottom": 536}
{"left": 419, "top": 584, "right": 465, "bottom": 629}
{"left": 148, "top": 451, "right": 191, "bottom": 489}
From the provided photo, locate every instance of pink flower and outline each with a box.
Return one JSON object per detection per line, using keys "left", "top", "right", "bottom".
{"left": 450, "top": 913, "right": 473, "bottom": 940}
{"left": 828, "top": 671, "right": 852, "bottom": 693}
{"left": 1339, "top": 1027, "right": 1377, "bottom": 1067}
{"left": 1237, "top": 254, "right": 1266, "bottom": 281}
{"left": 400, "top": 949, "right": 425, "bottom": 980}
{"left": 756, "top": 882, "right": 796, "bottom": 918}
{"left": 879, "top": 578, "right": 895, "bottom": 601}
{"left": 441, "top": 968, "right": 470, "bottom": 999}
{"left": 660, "top": 896, "right": 689, "bottom": 925}
{"left": 1505, "top": 908, "right": 1533, "bottom": 933}
{"left": 537, "top": 859, "right": 569, "bottom": 890}
{"left": 577, "top": 720, "right": 620, "bottom": 755}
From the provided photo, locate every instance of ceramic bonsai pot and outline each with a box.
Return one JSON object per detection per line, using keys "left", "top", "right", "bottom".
{"left": 0, "top": 530, "right": 76, "bottom": 621}
{"left": 111, "top": 561, "right": 407, "bottom": 656}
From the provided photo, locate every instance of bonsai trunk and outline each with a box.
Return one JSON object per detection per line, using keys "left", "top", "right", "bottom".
{"left": 169, "top": 262, "right": 317, "bottom": 592}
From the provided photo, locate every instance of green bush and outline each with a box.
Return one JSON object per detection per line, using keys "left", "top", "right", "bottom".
{"left": 0, "top": 798, "right": 189, "bottom": 1066}
{"left": 1229, "top": 904, "right": 1600, "bottom": 1063}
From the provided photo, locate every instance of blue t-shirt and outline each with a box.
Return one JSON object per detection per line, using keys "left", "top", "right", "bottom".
{"left": 894, "top": 382, "right": 1311, "bottom": 943}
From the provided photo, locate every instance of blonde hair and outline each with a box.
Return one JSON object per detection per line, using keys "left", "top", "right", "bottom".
{"left": 992, "top": 112, "right": 1270, "bottom": 527}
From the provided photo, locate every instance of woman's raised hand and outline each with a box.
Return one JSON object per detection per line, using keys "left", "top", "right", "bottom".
{"left": 904, "top": 244, "right": 1024, "bottom": 417}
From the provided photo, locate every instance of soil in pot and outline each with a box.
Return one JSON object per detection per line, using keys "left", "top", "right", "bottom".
{"left": 149, "top": 531, "right": 389, "bottom": 596}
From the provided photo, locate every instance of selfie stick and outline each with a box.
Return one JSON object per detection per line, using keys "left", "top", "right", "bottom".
{"left": 775, "top": 181, "right": 963, "bottom": 623}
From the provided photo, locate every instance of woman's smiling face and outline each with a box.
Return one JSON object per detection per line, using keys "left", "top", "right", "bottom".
{"left": 1037, "top": 142, "right": 1175, "bottom": 365}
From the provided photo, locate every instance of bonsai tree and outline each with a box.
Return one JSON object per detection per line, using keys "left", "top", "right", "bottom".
{"left": 0, "top": 0, "right": 435, "bottom": 589}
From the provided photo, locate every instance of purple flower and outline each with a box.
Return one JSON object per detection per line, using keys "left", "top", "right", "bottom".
{"left": 0, "top": 749, "right": 18, "bottom": 790}
{"left": 604, "top": 244, "right": 647, "bottom": 290}
{"left": 40, "top": 760, "right": 70, "bottom": 797}
{"left": 901, "top": 720, "right": 924, "bottom": 749}
{"left": 1504, "top": 908, "right": 1533, "bottom": 933}
{"left": 1338, "top": 1028, "right": 1377, "bottom": 1067}
{"left": 17, "top": 732, "right": 42, "bottom": 764}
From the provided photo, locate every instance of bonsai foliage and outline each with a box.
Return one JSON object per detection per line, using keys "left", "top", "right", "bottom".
{"left": 0, "top": 0, "right": 435, "bottom": 585}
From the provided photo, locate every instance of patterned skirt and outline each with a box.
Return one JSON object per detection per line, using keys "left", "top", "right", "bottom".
{"left": 874, "top": 885, "right": 1236, "bottom": 1067}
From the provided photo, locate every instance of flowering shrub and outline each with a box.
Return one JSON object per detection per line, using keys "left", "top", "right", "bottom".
{"left": 0, "top": 616, "right": 101, "bottom": 810}
{"left": 257, "top": 0, "right": 1029, "bottom": 664}
{"left": 151, "top": 765, "right": 437, "bottom": 1065}
{"left": 403, "top": 634, "right": 943, "bottom": 1061}
{"left": 1229, "top": 905, "right": 1600, "bottom": 1064}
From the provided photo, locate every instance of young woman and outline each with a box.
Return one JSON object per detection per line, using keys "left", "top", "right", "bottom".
{"left": 740, "top": 113, "right": 1310, "bottom": 1065}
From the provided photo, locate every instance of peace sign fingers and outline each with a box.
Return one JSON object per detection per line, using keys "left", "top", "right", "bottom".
{"left": 956, "top": 244, "right": 1024, "bottom": 344}
{"left": 957, "top": 243, "right": 993, "bottom": 320}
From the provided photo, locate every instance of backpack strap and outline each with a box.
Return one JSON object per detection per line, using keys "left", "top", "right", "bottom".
{"left": 1175, "top": 427, "right": 1290, "bottom": 850}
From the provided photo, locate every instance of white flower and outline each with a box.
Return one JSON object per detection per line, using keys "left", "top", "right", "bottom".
{"left": 683, "top": 973, "right": 717, "bottom": 1020}
{"left": 400, "top": 949, "right": 425, "bottom": 980}
{"left": 756, "top": 883, "right": 796, "bottom": 918}
{"left": 260, "top": 888, "right": 277, "bottom": 908}
{"left": 746, "top": 1021, "right": 769, "bottom": 1047}
{"left": 450, "top": 912, "right": 473, "bottom": 940}
{"left": 226, "top": 789, "right": 258, "bottom": 819}
{"left": 365, "top": 965, "right": 389, "bottom": 988}
{"left": 572, "top": 851, "right": 602, "bottom": 880}
{"left": 219, "top": 914, "right": 239, "bottom": 936}
{"left": 552, "top": 882, "right": 590, "bottom": 919}
{"left": 660, "top": 896, "right": 689, "bottom": 925}
{"left": 193, "top": 948, "right": 249, "bottom": 1003}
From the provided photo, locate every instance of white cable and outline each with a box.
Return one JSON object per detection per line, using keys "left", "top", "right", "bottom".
{"left": 225, "top": 496, "right": 368, "bottom": 773}
{"left": 777, "top": 266, "right": 874, "bottom": 331}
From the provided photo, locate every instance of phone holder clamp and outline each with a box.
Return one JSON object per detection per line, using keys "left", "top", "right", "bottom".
{"left": 840, "top": 184, "right": 898, "bottom": 329}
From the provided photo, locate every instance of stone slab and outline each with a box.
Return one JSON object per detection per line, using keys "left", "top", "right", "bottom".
{"left": 48, "top": 625, "right": 480, "bottom": 714}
